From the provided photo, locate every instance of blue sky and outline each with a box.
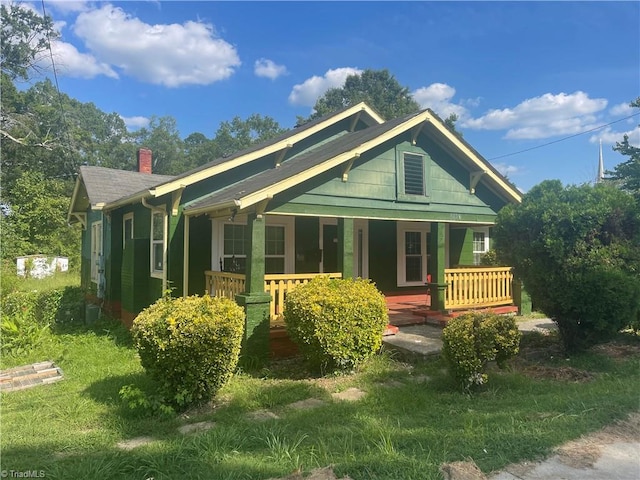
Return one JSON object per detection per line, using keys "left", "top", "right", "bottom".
{"left": 17, "top": 1, "right": 640, "bottom": 191}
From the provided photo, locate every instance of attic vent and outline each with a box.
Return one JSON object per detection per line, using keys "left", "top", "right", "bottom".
{"left": 403, "top": 153, "right": 424, "bottom": 195}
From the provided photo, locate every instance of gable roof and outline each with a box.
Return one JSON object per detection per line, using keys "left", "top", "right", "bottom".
{"left": 147, "top": 102, "right": 385, "bottom": 199}
{"left": 184, "top": 109, "right": 521, "bottom": 216}
{"left": 67, "top": 166, "right": 175, "bottom": 223}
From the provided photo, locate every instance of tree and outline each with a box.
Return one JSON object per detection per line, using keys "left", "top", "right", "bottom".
{"left": 608, "top": 97, "right": 640, "bottom": 202}
{"left": 306, "top": 69, "right": 420, "bottom": 122}
{"left": 494, "top": 180, "right": 640, "bottom": 351}
{"left": 132, "top": 116, "right": 185, "bottom": 175}
{"left": 1, "top": 171, "right": 80, "bottom": 264}
{"left": 212, "top": 114, "right": 285, "bottom": 158}
{"left": 0, "top": 3, "right": 58, "bottom": 81}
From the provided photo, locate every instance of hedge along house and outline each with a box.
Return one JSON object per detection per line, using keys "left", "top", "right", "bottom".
{"left": 68, "top": 102, "right": 524, "bottom": 359}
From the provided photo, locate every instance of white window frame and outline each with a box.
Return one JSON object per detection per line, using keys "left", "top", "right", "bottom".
{"left": 90, "top": 220, "right": 103, "bottom": 284}
{"left": 123, "top": 212, "right": 134, "bottom": 248}
{"left": 472, "top": 227, "right": 490, "bottom": 266}
{"left": 396, "top": 221, "right": 430, "bottom": 287}
{"left": 211, "top": 215, "right": 295, "bottom": 274}
{"left": 150, "top": 208, "right": 167, "bottom": 279}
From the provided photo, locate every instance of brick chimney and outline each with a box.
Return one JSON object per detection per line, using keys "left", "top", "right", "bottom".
{"left": 137, "top": 148, "right": 152, "bottom": 174}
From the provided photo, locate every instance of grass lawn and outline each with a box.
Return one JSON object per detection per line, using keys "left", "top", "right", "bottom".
{"left": 1, "top": 319, "right": 639, "bottom": 480}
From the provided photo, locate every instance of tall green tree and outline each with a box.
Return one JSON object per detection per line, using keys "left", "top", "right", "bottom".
{"left": 1, "top": 171, "right": 80, "bottom": 263}
{"left": 132, "top": 116, "right": 185, "bottom": 175}
{"left": 213, "top": 114, "right": 285, "bottom": 158}
{"left": 494, "top": 180, "right": 640, "bottom": 351}
{"left": 306, "top": 69, "right": 421, "bottom": 122}
{"left": 0, "top": 3, "right": 58, "bottom": 81}
{"left": 608, "top": 97, "right": 640, "bottom": 202}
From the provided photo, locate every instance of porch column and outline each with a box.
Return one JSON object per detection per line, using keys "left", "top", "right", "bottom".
{"left": 235, "top": 213, "right": 271, "bottom": 363}
{"left": 428, "top": 222, "right": 447, "bottom": 311}
{"left": 337, "top": 217, "right": 354, "bottom": 279}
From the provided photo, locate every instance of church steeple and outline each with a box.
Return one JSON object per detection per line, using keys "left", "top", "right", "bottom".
{"left": 596, "top": 139, "right": 605, "bottom": 183}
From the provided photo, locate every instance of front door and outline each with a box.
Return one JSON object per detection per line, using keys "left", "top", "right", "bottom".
{"left": 320, "top": 221, "right": 338, "bottom": 273}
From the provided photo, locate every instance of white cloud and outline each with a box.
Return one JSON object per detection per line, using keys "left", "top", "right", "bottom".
{"left": 493, "top": 162, "right": 522, "bottom": 177}
{"left": 609, "top": 102, "right": 633, "bottom": 117}
{"left": 412, "top": 83, "right": 469, "bottom": 120}
{"left": 120, "top": 115, "right": 150, "bottom": 130}
{"left": 288, "top": 67, "right": 362, "bottom": 106}
{"left": 464, "top": 91, "right": 607, "bottom": 140}
{"left": 47, "top": 1, "right": 91, "bottom": 14}
{"left": 50, "top": 40, "right": 118, "bottom": 79}
{"left": 254, "top": 58, "right": 287, "bottom": 80}
{"left": 72, "top": 4, "right": 240, "bottom": 87}
{"left": 590, "top": 125, "right": 640, "bottom": 147}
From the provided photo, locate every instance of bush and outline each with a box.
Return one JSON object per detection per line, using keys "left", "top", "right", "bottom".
{"left": 132, "top": 294, "right": 245, "bottom": 409}
{"left": 442, "top": 313, "right": 521, "bottom": 391}
{"left": 283, "top": 276, "right": 388, "bottom": 373}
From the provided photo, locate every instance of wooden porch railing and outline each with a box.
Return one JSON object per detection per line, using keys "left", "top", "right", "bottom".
{"left": 204, "top": 271, "right": 342, "bottom": 325}
{"left": 444, "top": 266, "right": 513, "bottom": 310}
{"left": 205, "top": 270, "right": 246, "bottom": 301}
{"left": 265, "top": 273, "right": 342, "bottom": 325}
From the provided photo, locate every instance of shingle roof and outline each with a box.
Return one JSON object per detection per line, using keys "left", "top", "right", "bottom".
{"left": 185, "top": 111, "right": 420, "bottom": 213}
{"left": 79, "top": 166, "right": 175, "bottom": 206}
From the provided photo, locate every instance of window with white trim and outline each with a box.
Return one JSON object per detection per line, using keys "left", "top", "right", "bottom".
{"left": 90, "top": 221, "right": 102, "bottom": 283}
{"left": 151, "top": 210, "right": 166, "bottom": 276}
{"left": 472, "top": 230, "right": 489, "bottom": 265}
{"left": 265, "top": 225, "right": 285, "bottom": 274}
{"left": 123, "top": 213, "right": 133, "bottom": 248}
{"left": 397, "top": 222, "right": 430, "bottom": 287}
{"left": 222, "top": 223, "right": 247, "bottom": 273}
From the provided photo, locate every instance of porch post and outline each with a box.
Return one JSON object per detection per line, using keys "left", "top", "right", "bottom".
{"left": 428, "top": 222, "right": 447, "bottom": 311}
{"left": 337, "top": 217, "right": 354, "bottom": 279}
{"left": 235, "top": 213, "right": 271, "bottom": 363}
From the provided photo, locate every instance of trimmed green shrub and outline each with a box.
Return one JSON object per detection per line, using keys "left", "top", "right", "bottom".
{"left": 283, "top": 276, "right": 388, "bottom": 373}
{"left": 442, "top": 313, "right": 521, "bottom": 391}
{"left": 132, "top": 294, "right": 244, "bottom": 409}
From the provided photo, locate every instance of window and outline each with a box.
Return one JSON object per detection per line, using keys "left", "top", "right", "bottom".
{"left": 472, "top": 230, "right": 488, "bottom": 265}
{"left": 265, "top": 225, "right": 285, "bottom": 274}
{"left": 222, "top": 223, "right": 247, "bottom": 273}
{"left": 91, "top": 221, "right": 102, "bottom": 283}
{"left": 397, "top": 222, "right": 430, "bottom": 286}
{"left": 151, "top": 210, "right": 166, "bottom": 276}
{"left": 404, "top": 153, "right": 425, "bottom": 195}
{"left": 123, "top": 213, "right": 133, "bottom": 248}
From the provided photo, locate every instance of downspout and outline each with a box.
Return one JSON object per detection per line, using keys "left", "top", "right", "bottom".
{"left": 141, "top": 197, "right": 168, "bottom": 293}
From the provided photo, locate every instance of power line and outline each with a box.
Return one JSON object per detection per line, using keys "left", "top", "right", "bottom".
{"left": 40, "top": 0, "right": 73, "bottom": 172}
{"left": 487, "top": 112, "right": 640, "bottom": 161}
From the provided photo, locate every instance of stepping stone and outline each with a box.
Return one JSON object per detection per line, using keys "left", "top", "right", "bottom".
{"left": 247, "top": 409, "right": 280, "bottom": 422}
{"left": 178, "top": 421, "right": 215, "bottom": 435}
{"left": 287, "top": 398, "right": 326, "bottom": 410}
{"left": 117, "top": 436, "right": 155, "bottom": 450}
{"left": 331, "top": 387, "right": 366, "bottom": 402}
{"left": 411, "top": 374, "right": 432, "bottom": 383}
{"left": 0, "top": 361, "right": 64, "bottom": 392}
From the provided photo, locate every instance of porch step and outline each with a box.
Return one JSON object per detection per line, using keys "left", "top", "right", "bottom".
{"left": 412, "top": 305, "right": 520, "bottom": 326}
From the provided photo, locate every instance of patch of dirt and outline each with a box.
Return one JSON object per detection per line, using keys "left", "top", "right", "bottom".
{"left": 439, "top": 460, "right": 487, "bottom": 480}
{"left": 520, "top": 365, "right": 595, "bottom": 383}
{"left": 269, "top": 466, "right": 352, "bottom": 480}
{"left": 331, "top": 387, "right": 366, "bottom": 402}
{"left": 177, "top": 421, "right": 216, "bottom": 435}
{"left": 116, "top": 436, "right": 155, "bottom": 450}
{"left": 556, "top": 412, "right": 640, "bottom": 468}
{"left": 247, "top": 409, "right": 280, "bottom": 422}
{"left": 590, "top": 342, "right": 640, "bottom": 359}
{"left": 286, "top": 398, "right": 326, "bottom": 410}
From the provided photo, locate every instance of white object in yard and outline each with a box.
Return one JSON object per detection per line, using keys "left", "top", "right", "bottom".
{"left": 16, "top": 255, "right": 69, "bottom": 278}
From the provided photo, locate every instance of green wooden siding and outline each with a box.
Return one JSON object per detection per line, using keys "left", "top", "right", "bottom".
{"left": 294, "top": 217, "right": 320, "bottom": 273}
{"left": 368, "top": 220, "right": 397, "bottom": 292}
{"left": 449, "top": 228, "right": 474, "bottom": 267}
{"left": 187, "top": 214, "right": 212, "bottom": 295}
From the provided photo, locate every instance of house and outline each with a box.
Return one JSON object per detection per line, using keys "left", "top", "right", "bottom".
{"left": 68, "top": 103, "right": 525, "bottom": 358}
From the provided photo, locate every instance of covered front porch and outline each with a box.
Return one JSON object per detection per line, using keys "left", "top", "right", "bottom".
{"left": 204, "top": 264, "right": 519, "bottom": 328}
